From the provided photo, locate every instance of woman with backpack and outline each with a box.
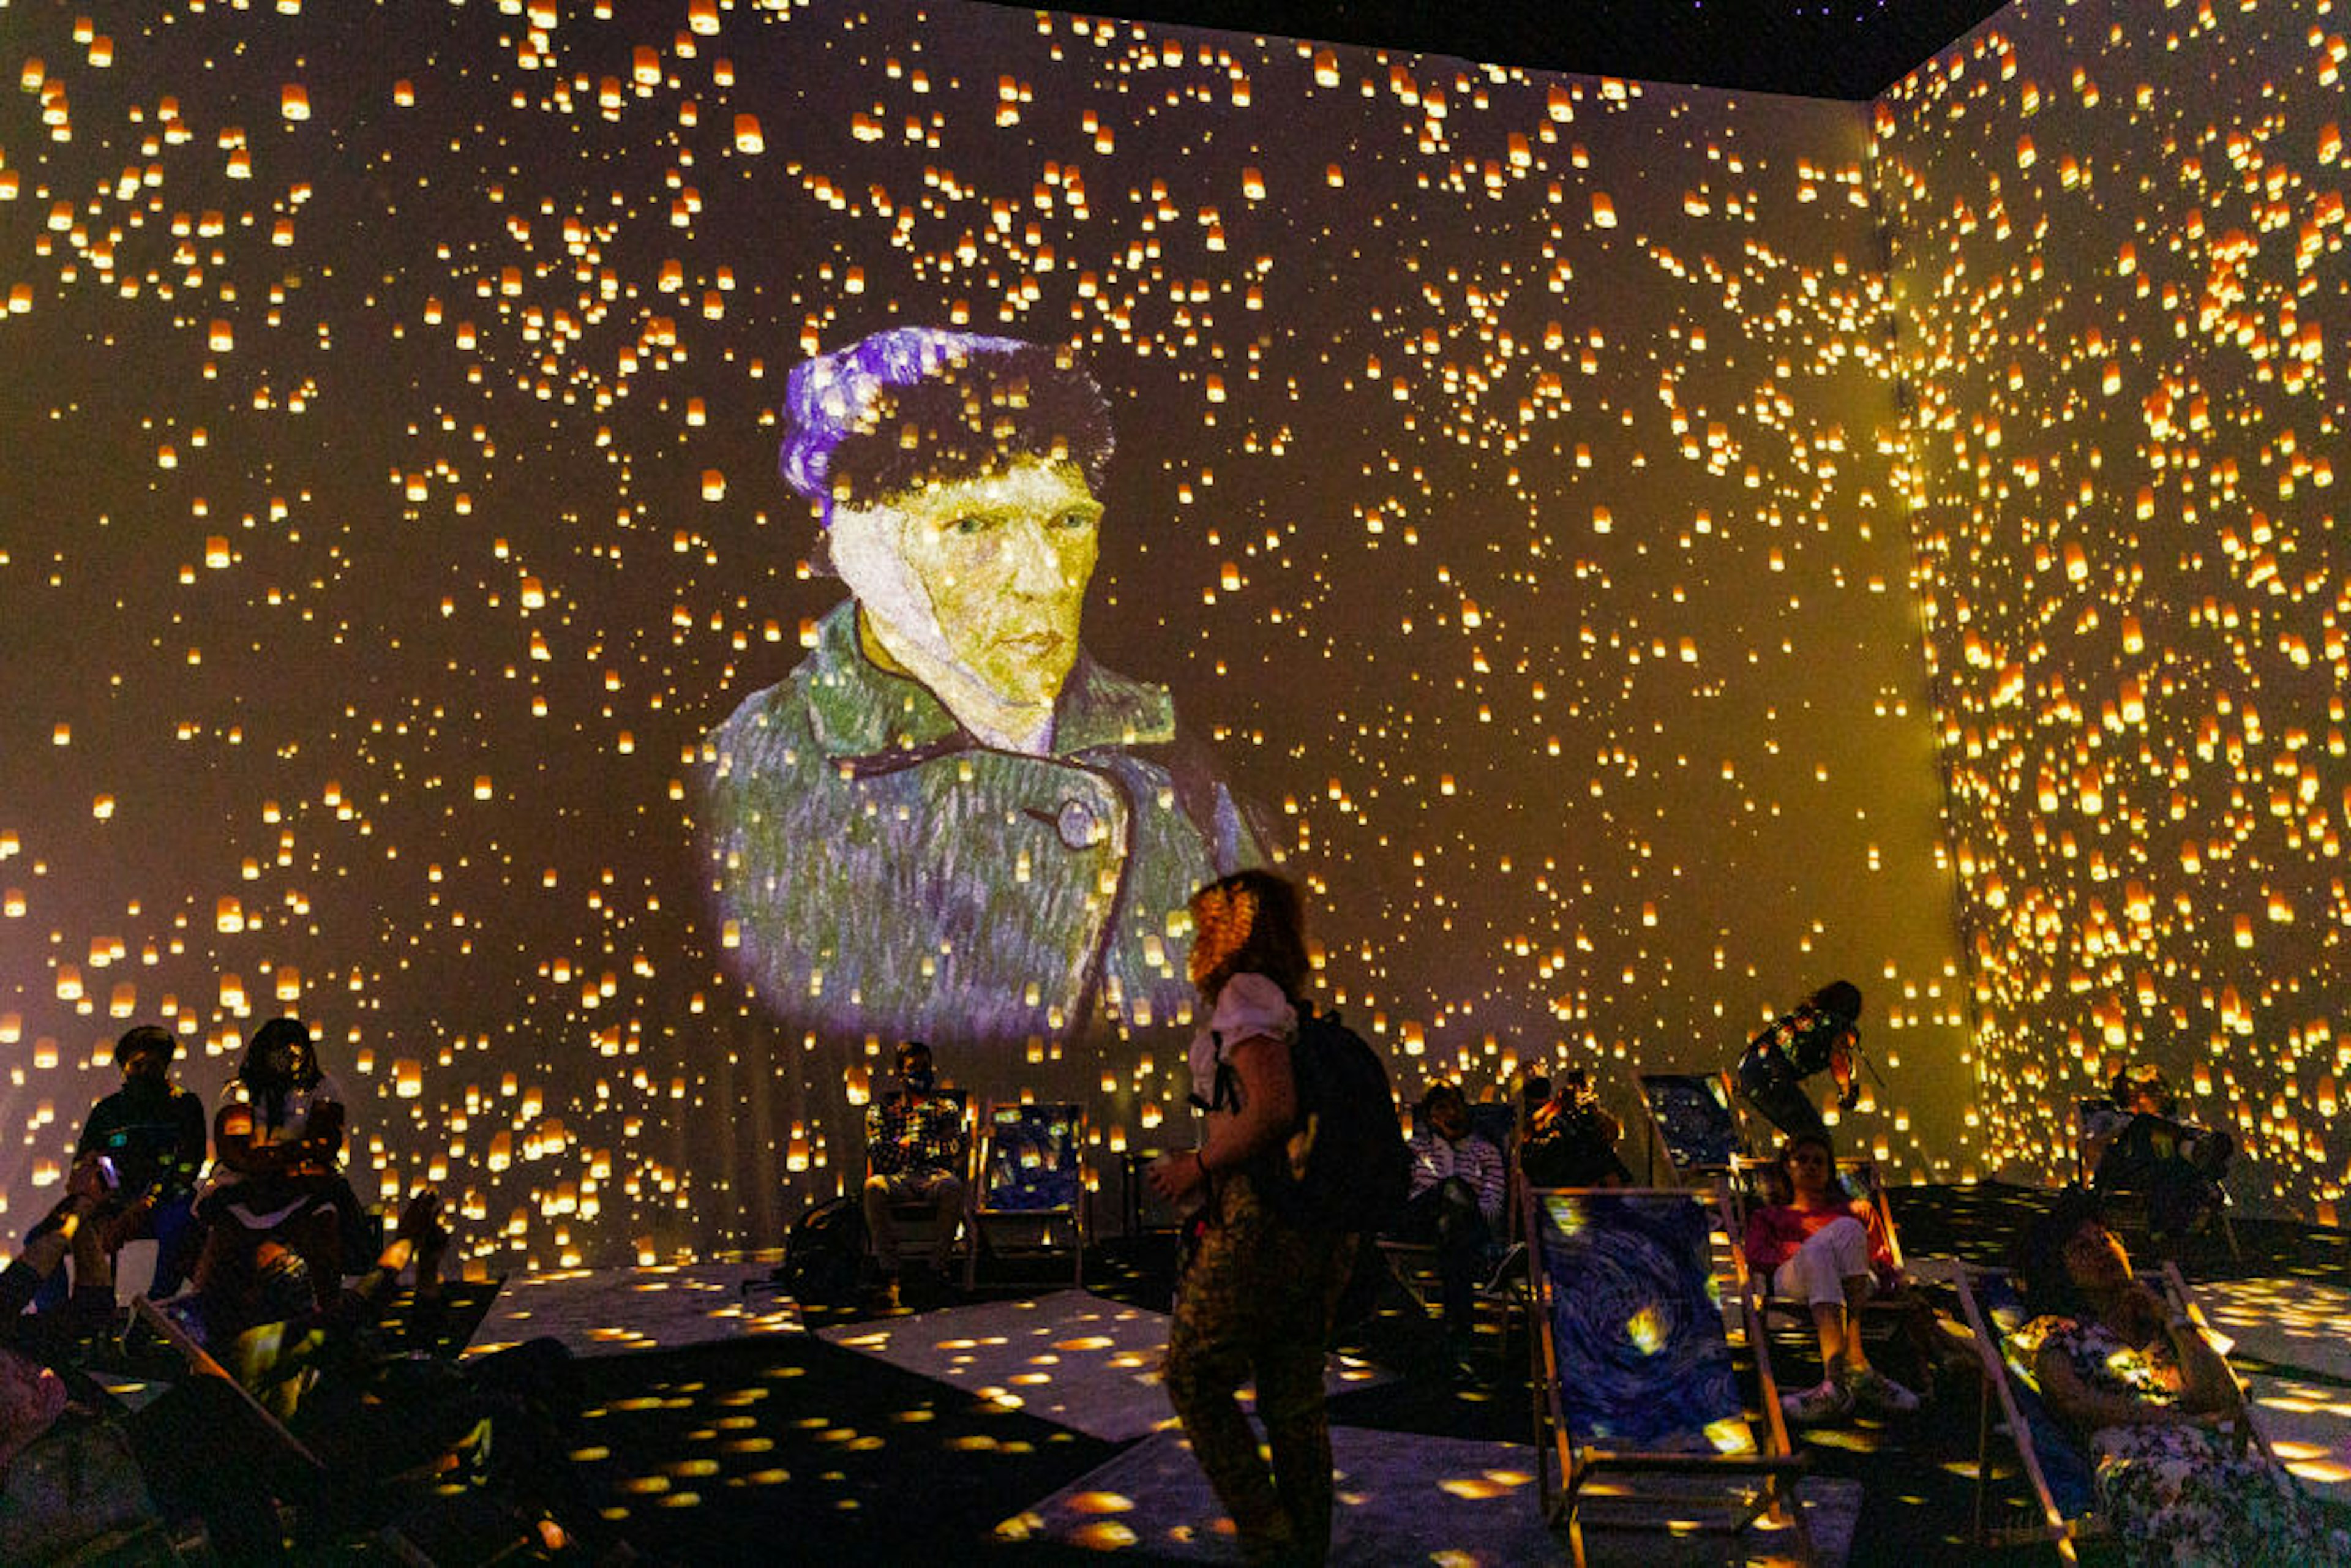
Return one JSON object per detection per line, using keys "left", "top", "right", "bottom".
{"left": 1147, "top": 869, "right": 1361, "bottom": 1566}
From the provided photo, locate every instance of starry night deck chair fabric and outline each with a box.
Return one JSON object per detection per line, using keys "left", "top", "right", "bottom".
{"left": 966, "top": 1101, "right": 1087, "bottom": 1289}
{"left": 1524, "top": 1185, "right": 1813, "bottom": 1566}
{"left": 1636, "top": 1071, "right": 1748, "bottom": 1180}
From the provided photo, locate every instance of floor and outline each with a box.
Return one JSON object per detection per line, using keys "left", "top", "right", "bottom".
{"left": 469, "top": 1183, "right": 2351, "bottom": 1565}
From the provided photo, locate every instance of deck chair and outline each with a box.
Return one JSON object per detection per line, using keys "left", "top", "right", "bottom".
{"left": 1949, "top": 1259, "right": 2270, "bottom": 1564}
{"left": 121, "top": 1293, "right": 329, "bottom": 1556}
{"left": 1725, "top": 1156, "right": 1931, "bottom": 1382}
{"left": 965, "top": 1101, "right": 1087, "bottom": 1290}
{"left": 1524, "top": 1184, "right": 1814, "bottom": 1566}
{"left": 2072, "top": 1099, "right": 2241, "bottom": 1261}
{"left": 1637, "top": 1070, "right": 1749, "bottom": 1183}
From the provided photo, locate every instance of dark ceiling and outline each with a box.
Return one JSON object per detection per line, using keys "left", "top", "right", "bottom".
{"left": 1035, "top": 0, "right": 2015, "bottom": 100}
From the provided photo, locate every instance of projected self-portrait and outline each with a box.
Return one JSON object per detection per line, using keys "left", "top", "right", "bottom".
{"left": 705, "top": 328, "right": 1266, "bottom": 1056}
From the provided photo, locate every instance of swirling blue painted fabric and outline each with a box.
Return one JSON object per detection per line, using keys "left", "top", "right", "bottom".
{"left": 983, "top": 1106, "right": 1084, "bottom": 1213}
{"left": 1539, "top": 1193, "right": 1745, "bottom": 1452}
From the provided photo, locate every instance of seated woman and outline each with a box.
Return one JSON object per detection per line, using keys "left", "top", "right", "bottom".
{"left": 2011, "top": 1187, "right": 2343, "bottom": 1565}
{"left": 192, "top": 1017, "right": 367, "bottom": 1324}
{"left": 1739, "top": 1131, "right": 1919, "bottom": 1424}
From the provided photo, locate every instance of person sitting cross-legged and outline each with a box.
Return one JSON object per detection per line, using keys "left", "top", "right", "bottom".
{"left": 860, "top": 1040, "right": 969, "bottom": 1307}
{"left": 1741, "top": 1131, "right": 1920, "bottom": 1425}
{"left": 1393, "top": 1082, "right": 1506, "bottom": 1373}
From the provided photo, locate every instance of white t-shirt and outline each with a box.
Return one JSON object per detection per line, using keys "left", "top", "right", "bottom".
{"left": 1187, "top": 972, "right": 1298, "bottom": 1115}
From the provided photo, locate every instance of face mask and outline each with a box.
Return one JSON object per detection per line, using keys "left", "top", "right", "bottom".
{"left": 901, "top": 1067, "right": 936, "bottom": 1095}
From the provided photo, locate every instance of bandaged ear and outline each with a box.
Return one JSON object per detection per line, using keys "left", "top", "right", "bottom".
{"left": 1188, "top": 884, "right": 1259, "bottom": 987}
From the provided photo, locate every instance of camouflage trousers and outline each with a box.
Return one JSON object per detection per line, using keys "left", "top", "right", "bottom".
{"left": 1163, "top": 1172, "right": 1360, "bottom": 1566}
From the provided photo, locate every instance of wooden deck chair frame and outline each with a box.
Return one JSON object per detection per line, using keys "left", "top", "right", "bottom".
{"left": 1636, "top": 1070, "right": 1749, "bottom": 1184}
{"left": 1949, "top": 1259, "right": 2271, "bottom": 1564}
{"left": 964, "top": 1100, "right": 1089, "bottom": 1291}
{"left": 130, "top": 1294, "right": 328, "bottom": 1476}
{"left": 1522, "top": 1182, "right": 1815, "bottom": 1567}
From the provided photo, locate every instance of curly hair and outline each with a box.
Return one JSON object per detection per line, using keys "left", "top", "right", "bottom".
{"left": 1187, "top": 868, "right": 1310, "bottom": 1005}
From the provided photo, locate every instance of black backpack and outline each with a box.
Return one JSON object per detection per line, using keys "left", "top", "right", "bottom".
{"left": 1248, "top": 1006, "right": 1411, "bottom": 1234}
{"left": 773, "top": 1195, "right": 867, "bottom": 1306}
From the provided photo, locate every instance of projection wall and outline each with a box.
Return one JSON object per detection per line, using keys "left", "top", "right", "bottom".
{"left": 10, "top": 0, "right": 1982, "bottom": 1269}
{"left": 1879, "top": 0, "right": 2351, "bottom": 1220}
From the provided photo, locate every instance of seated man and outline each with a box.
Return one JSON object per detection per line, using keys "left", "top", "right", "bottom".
{"left": 1518, "top": 1067, "right": 1632, "bottom": 1188}
{"left": 143, "top": 1191, "right": 583, "bottom": 1559}
{"left": 1395, "top": 1082, "right": 1507, "bottom": 1369}
{"left": 860, "top": 1041, "right": 969, "bottom": 1305}
{"left": 58, "top": 1024, "right": 208, "bottom": 1305}
{"left": 2087, "top": 1063, "right": 2234, "bottom": 1244}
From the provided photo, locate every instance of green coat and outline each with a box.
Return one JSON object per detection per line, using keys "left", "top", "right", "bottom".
{"left": 704, "top": 600, "right": 1264, "bottom": 1056}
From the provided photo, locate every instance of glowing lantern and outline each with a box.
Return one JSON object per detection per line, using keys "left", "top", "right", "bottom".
{"left": 280, "top": 85, "right": 309, "bottom": 121}
{"left": 733, "top": 114, "right": 763, "bottom": 154}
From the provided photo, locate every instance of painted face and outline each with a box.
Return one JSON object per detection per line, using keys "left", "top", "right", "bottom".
{"left": 885, "top": 459, "right": 1102, "bottom": 707}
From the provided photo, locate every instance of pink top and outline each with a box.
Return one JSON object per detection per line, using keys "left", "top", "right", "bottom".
{"left": 1741, "top": 1198, "right": 1897, "bottom": 1283}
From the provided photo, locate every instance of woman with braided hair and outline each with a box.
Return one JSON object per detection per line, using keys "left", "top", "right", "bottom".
{"left": 1147, "top": 869, "right": 1357, "bottom": 1566}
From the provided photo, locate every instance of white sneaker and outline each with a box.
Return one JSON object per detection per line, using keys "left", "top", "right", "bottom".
{"left": 1842, "top": 1364, "right": 1921, "bottom": 1414}
{"left": 1780, "top": 1379, "right": 1853, "bottom": 1427}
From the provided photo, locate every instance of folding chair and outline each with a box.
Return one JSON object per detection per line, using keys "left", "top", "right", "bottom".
{"left": 1948, "top": 1259, "right": 2271, "bottom": 1564}
{"left": 1723, "top": 1155, "right": 1932, "bottom": 1384}
{"left": 1523, "top": 1184, "right": 1814, "bottom": 1566}
{"left": 2071, "top": 1099, "right": 2241, "bottom": 1262}
{"left": 964, "top": 1101, "right": 1087, "bottom": 1291}
{"left": 1636, "top": 1070, "right": 1750, "bottom": 1184}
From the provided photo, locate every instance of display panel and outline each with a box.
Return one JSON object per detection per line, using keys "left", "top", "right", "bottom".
{"left": 1877, "top": 0, "right": 2350, "bottom": 1217}
{"left": 1, "top": 0, "right": 1970, "bottom": 1267}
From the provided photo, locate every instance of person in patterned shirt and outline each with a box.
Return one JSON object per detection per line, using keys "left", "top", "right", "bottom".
{"left": 861, "top": 1041, "right": 969, "bottom": 1299}
{"left": 1396, "top": 1081, "right": 1509, "bottom": 1367}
